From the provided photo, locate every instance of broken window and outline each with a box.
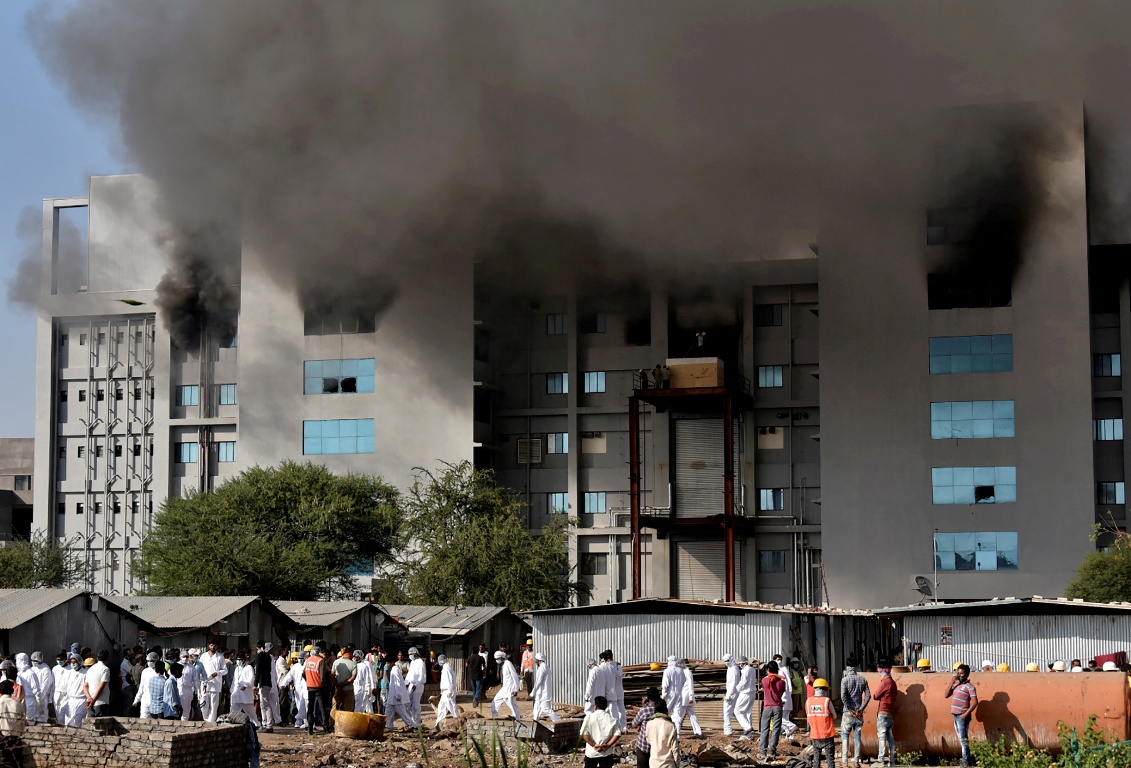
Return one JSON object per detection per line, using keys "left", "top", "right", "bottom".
{"left": 96, "top": 389, "right": 105, "bottom": 402}
{"left": 303, "top": 310, "right": 375, "bottom": 336}
{"left": 304, "top": 359, "right": 375, "bottom": 395}
{"left": 927, "top": 272, "right": 1012, "bottom": 309}
{"left": 579, "top": 313, "right": 606, "bottom": 334}
{"left": 932, "top": 466, "right": 1016, "bottom": 504}
{"left": 755, "top": 304, "right": 784, "bottom": 327}
{"left": 78, "top": 390, "right": 86, "bottom": 402}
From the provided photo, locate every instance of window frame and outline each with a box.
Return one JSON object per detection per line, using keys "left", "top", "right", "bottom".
{"left": 583, "top": 491, "right": 608, "bottom": 514}
{"left": 582, "top": 371, "right": 606, "bottom": 394}
{"left": 757, "top": 365, "right": 784, "bottom": 388}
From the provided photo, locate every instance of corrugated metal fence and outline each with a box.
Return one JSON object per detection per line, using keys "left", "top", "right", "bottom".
{"left": 531, "top": 611, "right": 789, "bottom": 705}
{"left": 906, "top": 613, "right": 1131, "bottom": 670}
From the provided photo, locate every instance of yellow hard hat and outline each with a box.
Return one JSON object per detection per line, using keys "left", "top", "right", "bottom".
{"left": 813, "top": 678, "right": 830, "bottom": 689}
{"left": 997, "top": 663, "right": 1011, "bottom": 673}
{"left": 304, "top": 645, "right": 314, "bottom": 653}
{"left": 953, "top": 662, "right": 964, "bottom": 670}
{"left": 289, "top": 652, "right": 300, "bottom": 661}
{"left": 83, "top": 658, "right": 96, "bottom": 667}
{"left": 1025, "top": 663, "right": 1040, "bottom": 672}
{"left": 916, "top": 659, "right": 932, "bottom": 669}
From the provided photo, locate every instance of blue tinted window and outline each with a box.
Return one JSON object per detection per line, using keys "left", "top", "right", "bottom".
{"left": 932, "top": 466, "right": 1016, "bottom": 504}
{"left": 935, "top": 531, "right": 1018, "bottom": 571}
{"left": 176, "top": 385, "right": 200, "bottom": 407}
{"left": 584, "top": 492, "right": 607, "bottom": 513}
{"left": 758, "top": 366, "right": 784, "bottom": 388}
{"left": 174, "top": 442, "right": 198, "bottom": 463}
{"left": 217, "top": 441, "right": 236, "bottom": 462}
{"left": 302, "top": 419, "right": 375, "bottom": 455}
{"left": 548, "top": 492, "right": 569, "bottom": 513}
{"left": 932, "top": 400, "right": 1015, "bottom": 439}
{"left": 1095, "top": 419, "right": 1124, "bottom": 441}
{"left": 304, "top": 359, "right": 376, "bottom": 395}
{"left": 929, "top": 335, "right": 1013, "bottom": 375}
{"left": 583, "top": 372, "right": 607, "bottom": 393}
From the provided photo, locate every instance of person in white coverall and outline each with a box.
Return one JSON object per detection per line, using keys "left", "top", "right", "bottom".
{"left": 280, "top": 655, "right": 308, "bottom": 729}
{"left": 721, "top": 653, "right": 739, "bottom": 736}
{"left": 384, "top": 660, "right": 412, "bottom": 729}
{"left": 434, "top": 655, "right": 459, "bottom": 727}
{"left": 14, "top": 654, "right": 40, "bottom": 726}
{"left": 734, "top": 656, "right": 758, "bottom": 740}
{"left": 353, "top": 650, "right": 375, "bottom": 714}
{"left": 61, "top": 656, "right": 88, "bottom": 727}
{"left": 177, "top": 653, "right": 199, "bottom": 721}
{"left": 583, "top": 657, "right": 607, "bottom": 714}
{"left": 229, "top": 654, "right": 260, "bottom": 726}
{"left": 29, "top": 652, "right": 53, "bottom": 725}
{"left": 529, "top": 653, "right": 561, "bottom": 723}
{"left": 661, "top": 655, "right": 686, "bottom": 737}
{"left": 680, "top": 659, "right": 704, "bottom": 737}
{"left": 602, "top": 650, "right": 626, "bottom": 729}
{"left": 405, "top": 647, "right": 427, "bottom": 728}
{"left": 200, "top": 642, "right": 227, "bottom": 722}
{"left": 491, "top": 650, "right": 520, "bottom": 718}
{"left": 52, "top": 652, "right": 68, "bottom": 721}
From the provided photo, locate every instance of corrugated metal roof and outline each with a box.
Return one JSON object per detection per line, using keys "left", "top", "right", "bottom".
{"left": 526, "top": 597, "right": 872, "bottom": 617}
{"left": 379, "top": 604, "right": 506, "bottom": 636}
{"left": 103, "top": 595, "right": 263, "bottom": 630}
{"left": 0, "top": 589, "right": 84, "bottom": 630}
{"left": 874, "top": 597, "right": 1131, "bottom": 615}
{"left": 275, "top": 601, "right": 381, "bottom": 627}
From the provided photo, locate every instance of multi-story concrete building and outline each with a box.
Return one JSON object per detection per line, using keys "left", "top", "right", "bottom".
{"left": 33, "top": 175, "right": 471, "bottom": 594}
{"left": 0, "top": 438, "right": 34, "bottom": 542}
{"left": 31, "top": 102, "right": 1118, "bottom": 606}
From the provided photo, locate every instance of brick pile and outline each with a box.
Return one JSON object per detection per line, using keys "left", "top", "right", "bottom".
{"left": 18, "top": 717, "right": 246, "bottom": 768}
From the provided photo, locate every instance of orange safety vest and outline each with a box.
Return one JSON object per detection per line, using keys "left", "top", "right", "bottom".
{"left": 304, "top": 657, "right": 325, "bottom": 689}
{"left": 806, "top": 696, "right": 836, "bottom": 740}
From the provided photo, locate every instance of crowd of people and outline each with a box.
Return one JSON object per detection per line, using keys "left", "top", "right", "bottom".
{"left": 0, "top": 635, "right": 1121, "bottom": 768}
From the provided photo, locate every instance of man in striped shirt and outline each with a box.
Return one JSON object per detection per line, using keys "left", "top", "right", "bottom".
{"left": 630, "top": 687, "right": 661, "bottom": 768}
{"left": 946, "top": 664, "right": 978, "bottom": 768}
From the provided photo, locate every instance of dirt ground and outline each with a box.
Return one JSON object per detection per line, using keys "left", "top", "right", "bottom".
{"left": 258, "top": 693, "right": 812, "bottom": 768}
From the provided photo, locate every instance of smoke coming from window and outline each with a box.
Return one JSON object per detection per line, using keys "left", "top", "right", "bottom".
{"left": 22, "top": 1, "right": 1131, "bottom": 334}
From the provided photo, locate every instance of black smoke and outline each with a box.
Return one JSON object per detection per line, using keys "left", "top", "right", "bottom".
{"left": 22, "top": 0, "right": 1131, "bottom": 327}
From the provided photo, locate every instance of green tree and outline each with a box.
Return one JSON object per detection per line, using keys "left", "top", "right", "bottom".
{"left": 0, "top": 532, "right": 91, "bottom": 589}
{"left": 1066, "top": 524, "right": 1131, "bottom": 602}
{"left": 377, "top": 461, "right": 588, "bottom": 610}
{"left": 134, "top": 461, "right": 400, "bottom": 599}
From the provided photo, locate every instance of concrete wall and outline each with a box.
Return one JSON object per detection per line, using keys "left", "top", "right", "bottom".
{"left": 820, "top": 104, "right": 1094, "bottom": 608}
{"left": 20, "top": 717, "right": 245, "bottom": 768}
{"left": 235, "top": 241, "right": 473, "bottom": 490}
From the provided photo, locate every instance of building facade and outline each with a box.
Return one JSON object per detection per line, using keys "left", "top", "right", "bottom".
{"left": 31, "top": 103, "right": 1117, "bottom": 607}
{"left": 0, "top": 438, "right": 34, "bottom": 542}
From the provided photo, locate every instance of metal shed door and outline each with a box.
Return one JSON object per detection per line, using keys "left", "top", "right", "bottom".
{"left": 674, "top": 418, "right": 740, "bottom": 517}
{"left": 673, "top": 540, "right": 742, "bottom": 601}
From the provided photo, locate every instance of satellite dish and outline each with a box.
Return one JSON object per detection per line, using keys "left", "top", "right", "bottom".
{"left": 914, "top": 576, "right": 934, "bottom": 604}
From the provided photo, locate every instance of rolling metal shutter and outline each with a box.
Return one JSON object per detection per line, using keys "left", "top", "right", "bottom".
{"left": 673, "top": 418, "right": 739, "bottom": 517}
{"left": 673, "top": 540, "right": 743, "bottom": 602}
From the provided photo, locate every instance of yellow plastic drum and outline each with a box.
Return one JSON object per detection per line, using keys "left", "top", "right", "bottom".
{"left": 334, "top": 710, "right": 373, "bottom": 740}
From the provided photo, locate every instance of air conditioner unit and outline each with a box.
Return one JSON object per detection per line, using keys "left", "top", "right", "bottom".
{"left": 517, "top": 438, "right": 543, "bottom": 465}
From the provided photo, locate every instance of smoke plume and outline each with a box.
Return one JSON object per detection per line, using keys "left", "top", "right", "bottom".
{"left": 7, "top": 205, "right": 86, "bottom": 309}
{"left": 22, "top": 0, "right": 1131, "bottom": 328}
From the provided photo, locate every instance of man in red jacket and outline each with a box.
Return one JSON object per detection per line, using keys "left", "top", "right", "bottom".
{"left": 873, "top": 659, "right": 897, "bottom": 766}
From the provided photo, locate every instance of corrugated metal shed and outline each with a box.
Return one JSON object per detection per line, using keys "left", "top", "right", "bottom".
{"left": 527, "top": 599, "right": 794, "bottom": 704}
{"left": 380, "top": 605, "right": 507, "bottom": 638}
{"left": 876, "top": 598, "right": 1131, "bottom": 670}
{"left": 0, "top": 589, "right": 86, "bottom": 630}
{"left": 275, "top": 601, "right": 380, "bottom": 627}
